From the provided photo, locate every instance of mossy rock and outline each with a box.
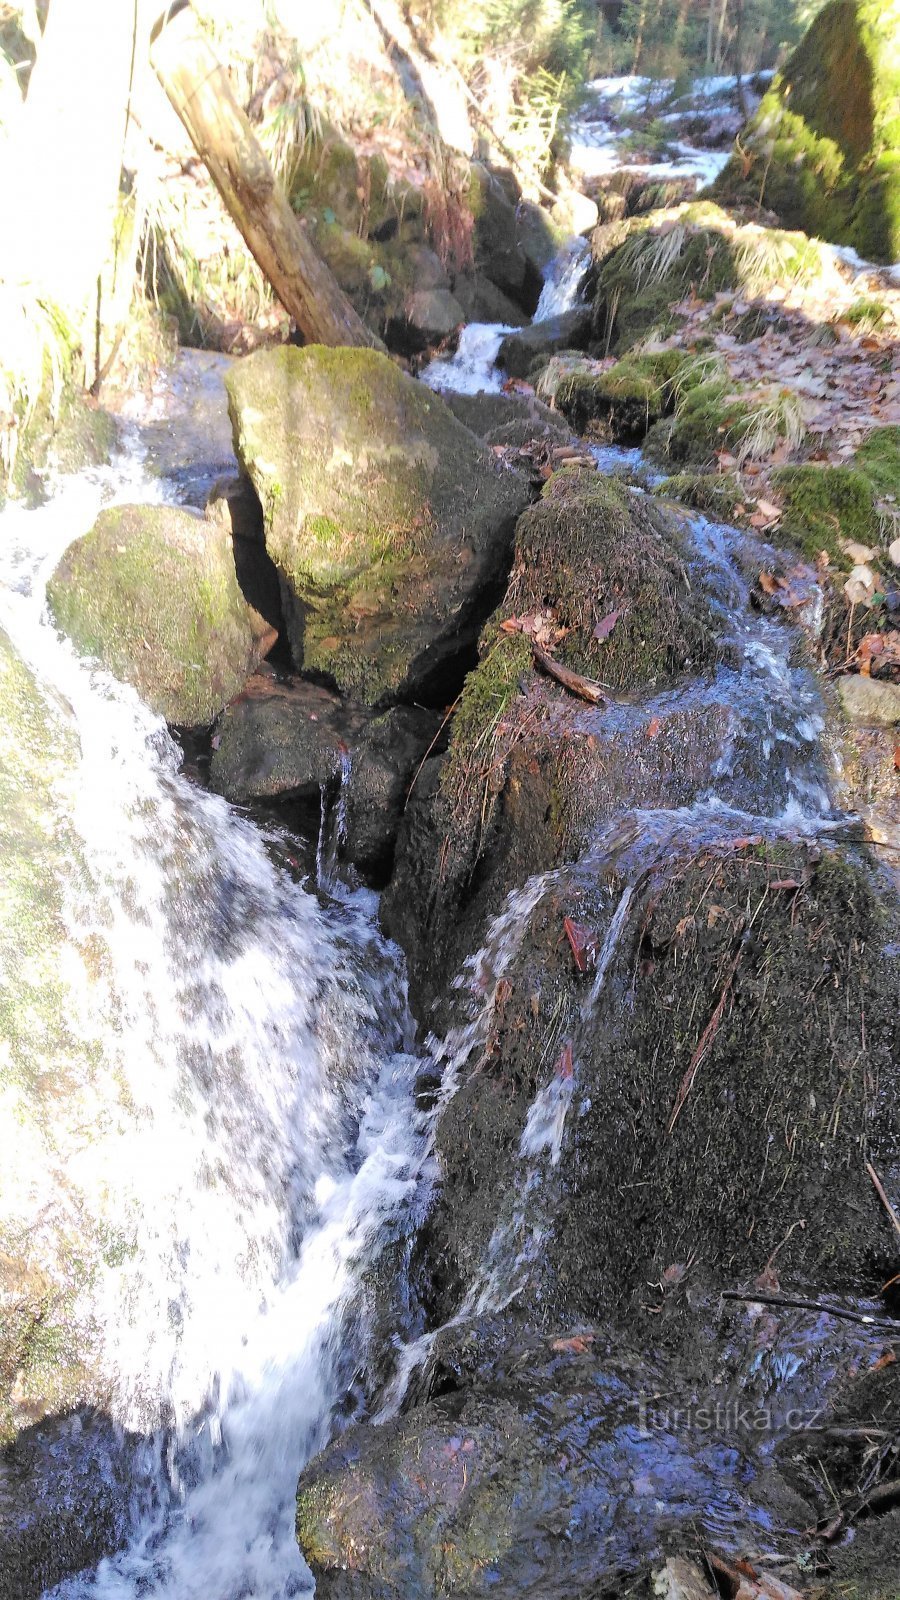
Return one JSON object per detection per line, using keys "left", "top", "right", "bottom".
{"left": 496, "top": 309, "right": 592, "bottom": 380}
{"left": 593, "top": 203, "right": 831, "bottom": 354}
{"left": 443, "top": 389, "right": 573, "bottom": 447}
{"left": 554, "top": 349, "right": 688, "bottom": 441}
{"left": 225, "top": 346, "right": 530, "bottom": 708}
{"left": 645, "top": 378, "right": 782, "bottom": 469}
{"left": 773, "top": 463, "right": 880, "bottom": 561}
{"left": 47, "top": 504, "right": 272, "bottom": 726}
{"left": 655, "top": 470, "right": 745, "bottom": 519}
{"left": 712, "top": 0, "right": 900, "bottom": 264}
{"left": 424, "top": 837, "right": 900, "bottom": 1335}
{"left": 504, "top": 473, "right": 720, "bottom": 689}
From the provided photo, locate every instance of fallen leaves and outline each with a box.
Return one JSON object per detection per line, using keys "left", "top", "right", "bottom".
{"left": 563, "top": 917, "right": 596, "bottom": 973}
{"left": 500, "top": 609, "right": 568, "bottom": 652}
{"left": 592, "top": 607, "right": 621, "bottom": 641}
{"left": 848, "top": 630, "right": 900, "bottom": 676}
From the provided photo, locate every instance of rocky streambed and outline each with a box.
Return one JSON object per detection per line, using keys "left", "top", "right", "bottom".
{"left": 2, "top": 141, "right": 900, "bottom": 1600}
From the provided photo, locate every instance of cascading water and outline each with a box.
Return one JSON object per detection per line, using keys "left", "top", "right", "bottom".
{"left": 0, "top": 436, "right": 430, "bottom": 1599}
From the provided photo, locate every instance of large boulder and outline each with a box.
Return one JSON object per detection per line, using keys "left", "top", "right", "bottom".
{"left": 297, "top": 1325, "right": 811, "bottom": 1600}
{"left": 225, "top": 346, "right": 531, "bottom": 708}
{"left": 47, "top": 504, "right": 273, "bottom": 727}
{"left": 382, "top": 473, "right": 725, "bottom": 1008}
{"left": 712, "top": 0, "right": 900, "bottom": 264}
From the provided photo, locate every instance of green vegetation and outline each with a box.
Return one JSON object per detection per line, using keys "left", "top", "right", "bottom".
{"left": 593, "top": 203, "right": 829, "bottom": 354}
{"left": 553, "top": 348, "right": 688, "bottom": 438}
{"left": 655, "top": 470, "right": 745, "bottom": 518}
{"left": 593, "top": 0, "right": 826, "bottom": 81}
{"left": 856, "top": 426, "right": 900, "bottom": 502}
{"left": 713, "top": 0, "right": 900, "bottom": 263}
{"left": 645, "top": 375, "right": 805, "bottom": 468}
{"left": 226, "top": 344, "right": 530, "bottom": 706}
{"left": 47, "top": 504, "right": 271, "bottom": 727}
{"left": 773, "top": 463, "right": 880, "bottom": 561}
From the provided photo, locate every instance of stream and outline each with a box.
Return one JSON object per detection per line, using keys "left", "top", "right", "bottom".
{"left": 1, "top": 73, "right": 894, "bottom": 1600}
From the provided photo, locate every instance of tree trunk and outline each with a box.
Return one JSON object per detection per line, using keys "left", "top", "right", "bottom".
{"left": 150, "top": 4, "right": 384, "bottom": 351}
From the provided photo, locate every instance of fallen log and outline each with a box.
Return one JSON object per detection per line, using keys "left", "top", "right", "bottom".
{"left": 150, "top": 2, "right": 385, "bottom": 351}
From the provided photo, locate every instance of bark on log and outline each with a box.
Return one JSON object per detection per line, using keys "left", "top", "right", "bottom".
{"left": 150, "top": 4, "right": 385, "bottom": 351}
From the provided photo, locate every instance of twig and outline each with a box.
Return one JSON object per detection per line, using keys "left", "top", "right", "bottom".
{"left": 866, "top": 1160, "right": 900, "bottom": 1244}
{"left": 532, "top": 647, "right": 608, "bottom": 705}
{"left": 721, "top": 1288, "right": 899, "bottom": 1330}
{"left": 668, "top": 931, "right": 745, "bottom": 1134}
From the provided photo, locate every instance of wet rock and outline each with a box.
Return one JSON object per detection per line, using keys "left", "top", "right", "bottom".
{"left": 297, "top": 1325, "right": 811, "bottom": 1600}
{"left": 382, "top": 474, "right": 725, "bottom": 1008}
{"left": 225, "top": 346, "right": 530, "bottom": 708}
{"left": 0, "top": 1412, "right": 150, "bottom": 1600}
{"left": 839, "top": 674, "right": 900, "bottom": 727}
{"left": 416, "top": 836, "right": 900, "bottom": 1335}
{"left": 209, "top": 674, "right": 368, "bottom": 802}
{"left": 345, "top": 705, "right": 441, "bottom": 873}
{"left": 209, "top": 673, "right": 438, "bottom": 875}
{"left": 497, "top": 308, "right": 592, "bottom": 380}
{"left": 443, "top": 390, "right": 574, "bottom": 448}
{"left": 47, "top": 503, "right": 273, "bottom": 728}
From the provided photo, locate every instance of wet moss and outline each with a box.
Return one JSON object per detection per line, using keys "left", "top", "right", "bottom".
{"left": 429, "top": 838, "right": 900, "bottom": 1336}
{"left": 47, "top": 503, "right": 270, "bottom": 726}
{"left": 505, "top": 473, "right": 720, "bottom": 688}
{"left": 655, "top": 470, "right": 745, "bottom": 519}
{"left": 773, "top": 464, "right": 879, "bottom": 562}
{"left": 554, "top": 349, "right": 689, "bottom": 440}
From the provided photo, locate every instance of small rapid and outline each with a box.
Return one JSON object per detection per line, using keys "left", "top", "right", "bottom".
{"left": 0, "top": 434, "right": 429, "bottom": 1599}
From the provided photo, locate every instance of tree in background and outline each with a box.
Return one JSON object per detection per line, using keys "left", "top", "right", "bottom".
{"left": 594, "top": 0, "right": 828, "bottom": 81}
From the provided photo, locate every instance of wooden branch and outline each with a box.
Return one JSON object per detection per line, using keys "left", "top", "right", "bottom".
{"left": 532, "top": 646, "right": 608, "bottom": 705}
{"left": 151, "top": 5, "right": 385, "bottom": 351}
{"left": 866, "top": 1159, "right": 900, "bottom": 1244}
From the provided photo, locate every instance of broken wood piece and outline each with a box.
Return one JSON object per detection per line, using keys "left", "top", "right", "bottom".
{"left": 721, "top": 1288, "right": 897, "bottom": 1329}
{"left": 151, "top": 4, "right": 384, "bottom": 351}
{"left": 533, "top": 646, "right": 608, "bottom": 705}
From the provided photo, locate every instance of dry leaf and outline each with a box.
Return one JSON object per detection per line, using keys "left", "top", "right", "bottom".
{"left": 593, "top": 608, "right": 621, "bottom": 641}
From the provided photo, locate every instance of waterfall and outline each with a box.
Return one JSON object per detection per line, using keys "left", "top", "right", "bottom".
{"left": 0, "top": 443, "right": 429, "bottom": 1599}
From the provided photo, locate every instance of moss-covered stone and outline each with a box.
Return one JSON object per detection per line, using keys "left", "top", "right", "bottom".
{"left": 47, "top": 504, "right": 272, "bottom": 726}
{"left": 554, "top": 349, "right": 688, "bottom": 440}
{"left": 773, "top": 463, "right": 880, "bottom": 561}
{"left": 592, "top": 202, "right": 831, "bottom": 354}
{"left": 712, "top": 0, "right": 900, "bottom": 264}
{"left": 225, "top": 345, "right": 530, "bottom": 707}
{"left": 655, "top": 470, "right": 745, "bottom": 519}
{"left": 424, "top": 838, "right": 900, "bottom": 1335}
{"left": 505, "top": 473, "right": 720, "bottom": 688}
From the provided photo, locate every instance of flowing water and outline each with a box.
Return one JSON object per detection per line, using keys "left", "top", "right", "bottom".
{"left": 1, "top": 207, "right": 885, "bottom": 1595}
{"left": 0, "top": 434, "right": 429, "bottom": 1599}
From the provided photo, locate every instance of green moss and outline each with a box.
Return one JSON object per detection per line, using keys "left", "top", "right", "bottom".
{"left": 47, "top": 503, "right": 269, "bottom": 726}
{"left": 554, "top": 349, "right": 689, "bottom": 439}
{"left": 225, "top": 345, "right": 530, "bottom": 706}
{"left": 505, "top": 472, "right": 721, "bottom": 689}
{"left": 655, "top": 471, "right": 745, "bottom": 519}
{"left": 856, "top": 425, "right": 900, "bottom": 500}
{"left": 712, "top": 0, "right": 900, "bottom": 263}
{"left": 773, "top": 464, "right": 879, "bottom": 561}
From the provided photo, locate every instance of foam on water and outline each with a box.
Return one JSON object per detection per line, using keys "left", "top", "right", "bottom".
{"left": 0, "top": 442, "right": 429, "bottom": 1598}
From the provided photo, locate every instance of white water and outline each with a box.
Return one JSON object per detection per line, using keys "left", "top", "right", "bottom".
{"left": 533, "top": 236, "right": 591, "bottom": 320}
{"left": 0, "top": 440, "right": 429, "bottom": 1599}
{"left": 420, "top": 320, "right": 514, "bottom": 395}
